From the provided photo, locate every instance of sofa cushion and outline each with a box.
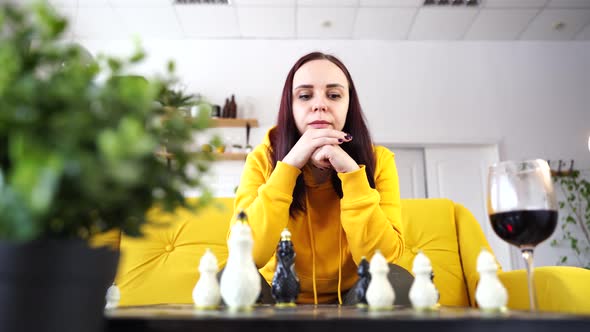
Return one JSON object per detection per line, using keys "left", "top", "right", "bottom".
{"left": 115, "top": 198, "right": 233, "bottom": 306}
{"left": 397, "top": 199, "right": 470, "bottom": 307}
{"left": 499, "top": 266, "right": 590, "bottom": 314}
{"left": 110, "top": 198, "right": 476, "bottom": 307}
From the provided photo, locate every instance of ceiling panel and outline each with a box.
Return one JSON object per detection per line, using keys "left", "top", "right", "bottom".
{"left": 297, "top": 0, "right": 359, "bottom": 7}
{"left": 108, "top": 0, "right": 174, "bottom": 7}
{"left": 353, "top": 7, "right": 417, "bottom": 39}
{"left": 574, "top": 24, "right": 590, "bottom": 39}
{"left": 114, "top": 7, "right": 183, "bottom": 39}
{"left": 483, "top": 0, "right": 549, "bottom": 8}
{"left": 49, "top": 0, "right": 109, "bottom": 6}
{"left": 520, "top": 9, "right": 590, "bottom": 40}
{"left": 359, "top": 0, "right": 422, "bottom": 6}
{"left": 72, "top": 7, "right": 125, "bottom": 39}
{"left": 237, "top": 7, "right": 295, "bottom": 38}
{"left": 409, "top": 8, "right": 479, "bottom": 40}
{"left": 175, "top": 6, "right": 240, "bottom": 38}
{"left": 233, "top": 0, "right": 296, "bottom": 6}
{"left": 465, "top": 9, "right": 538, "bottom": 40}
{"left": 38, "top": 0, "right": 590, "bottom": 40}
{"left": 547, "top": 0, "right": 590, "bottom": 8}
{"left": 297, "top": 7, "right": 357, "bottom": 38}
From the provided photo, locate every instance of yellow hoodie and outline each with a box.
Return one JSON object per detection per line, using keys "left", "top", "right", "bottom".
{"left": 231, "top": 130, "right": 404, "bottom": 304}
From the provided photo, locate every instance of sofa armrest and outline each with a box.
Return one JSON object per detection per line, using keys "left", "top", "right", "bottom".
{"left": 498, "top": 266, "right": 590, "bottom": 315}
{"left": 89, "top": 228, "right": 121, "bottom": 250}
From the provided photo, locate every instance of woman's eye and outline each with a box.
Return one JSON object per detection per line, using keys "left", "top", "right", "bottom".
{"left": 298, "top": 94, "right": 311, "bottom": 100}
{"left": 328, "top": 93, "right": 341, "bottom": 99}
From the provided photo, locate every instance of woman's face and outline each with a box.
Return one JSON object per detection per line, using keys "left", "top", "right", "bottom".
{"left": 291, "top": 59, "right": 350, "bottom": 134}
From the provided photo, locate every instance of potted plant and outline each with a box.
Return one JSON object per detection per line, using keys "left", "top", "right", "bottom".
{"left": 0, "top": 2, "right": 217, "bottom": 331}
{"left": 550, "top": 170, "right": 590, "bottom": 269}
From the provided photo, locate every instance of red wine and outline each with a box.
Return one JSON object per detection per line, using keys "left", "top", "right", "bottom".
{"left": 489, "top": 210, "right": 557, "bottom": 247}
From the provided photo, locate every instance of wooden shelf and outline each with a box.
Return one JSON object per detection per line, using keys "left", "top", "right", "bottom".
{"left": 156, "top": 150, "right": 248, "bottom": 162}
{"left": 214, "top": 152, "right": 248, "bottom": 161}
{"left": 210, "top": 118, "right": 258, "bottom": 128}
{"left": 156, "top": 117, "right": 257, "bottom": 163}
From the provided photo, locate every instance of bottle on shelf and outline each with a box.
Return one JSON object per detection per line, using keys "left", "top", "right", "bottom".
{"left": 230, "top": 94, "right": 237, "bottom": 118}
{"left": 222, "top": 98, "right": 230, "bottom": 118}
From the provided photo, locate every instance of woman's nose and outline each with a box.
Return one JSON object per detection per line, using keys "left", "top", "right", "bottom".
{"left": 312, "top": 104, "right": 327, "bottom": 112}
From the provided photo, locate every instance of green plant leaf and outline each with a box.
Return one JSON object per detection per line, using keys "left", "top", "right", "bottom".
{"left": 0, "top": 2, "right": 215, "bottom": 241}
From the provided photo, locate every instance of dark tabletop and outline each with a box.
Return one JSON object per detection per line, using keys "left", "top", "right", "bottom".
{"left": 105, "top": 304, "right": 590, "bottom": 332}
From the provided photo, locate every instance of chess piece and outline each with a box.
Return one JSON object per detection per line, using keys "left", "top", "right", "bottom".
{"left": 430, "top": 270, "right": 440, "bottom": 302}
{"left": 475, "top": 249, "right": 508, "bottom": 311}
{"left": 192, "top": 248, "right": 221, "bottom": 309}
{"left": 271, "top": 228, "right": 300, "bottom": 306}
{"left": 351, "top": 256, "right": 371, "bottom": 307}
{"left": 365, "top": 250, "right": 395, "bottom": 310}
{"left": 219, "top": 210, "right": 261, "bottom": 311}
{"left": 105, "top": 282, "right": 120, "bottom": 310}
{"left": 408, "top": 251, "right": 439, "bottom": 311}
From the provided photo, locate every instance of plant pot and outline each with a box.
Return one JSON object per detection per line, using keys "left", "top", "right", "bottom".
{"left": 0, "top": 239, "right": 119, "bottom": 332}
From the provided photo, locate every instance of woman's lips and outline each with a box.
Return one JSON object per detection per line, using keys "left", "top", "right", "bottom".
{"left": 309, "top": 121, "right": 331, "bottom": 128}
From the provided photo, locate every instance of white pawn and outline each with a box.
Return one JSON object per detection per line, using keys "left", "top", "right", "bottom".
{"left": 219, "top": 210, "right": 261, "bottom": 311}
{"left": 366, "top": 249, "right": 395, "bottom": 310}
{"left": 475, "top": 249, "right": 508, "bottom": 311}
{"left": 193, "top": 248, "right": 221, "bottom": 309}
{"left": 105, "top": 283, "right": 120, "bottom": 310}
{"left": 408, "top": 251, "right": 439, "bottom": 311}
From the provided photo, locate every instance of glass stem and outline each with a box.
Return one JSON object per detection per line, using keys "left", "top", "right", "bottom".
{"left": 521, "top": 248, "right": 537, "bottom": 312}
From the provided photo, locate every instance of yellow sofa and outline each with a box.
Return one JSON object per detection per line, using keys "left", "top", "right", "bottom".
{"left": 92, "top": 198, "right": 590, "bottom": 314}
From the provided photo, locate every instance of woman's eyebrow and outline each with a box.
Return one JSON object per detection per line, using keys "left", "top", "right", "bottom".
{"left": 294, "top": 83, "right": 345, "bottom": 90}
{"left": 294, "top": 84, "right": 313, "bottom": 90}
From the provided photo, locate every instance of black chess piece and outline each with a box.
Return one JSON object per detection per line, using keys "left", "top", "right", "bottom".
{"left": 271, "top": 228, "right": 300, "bottom": 306}
{"left": 431, "top": 270, "right": 440, "bottom": 302}
{"left": 352, "top": 256, "right": 371, "bottom": 307}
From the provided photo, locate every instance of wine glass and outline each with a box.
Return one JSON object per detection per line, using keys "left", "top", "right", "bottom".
{"left": 486, "top": 159, "right": 558, "bottom": 312}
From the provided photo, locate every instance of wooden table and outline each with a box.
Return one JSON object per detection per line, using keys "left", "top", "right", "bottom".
{"left": 105, "top": 304, "right": 590, "bottom": 332}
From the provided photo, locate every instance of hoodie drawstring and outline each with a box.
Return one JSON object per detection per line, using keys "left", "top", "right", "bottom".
{"left": 337, "top": 225, "right": 343, "bottom": 305}
{"left": 305, "top": 195, "right": 318, "bottom": 305}
{"left": 306, "top": 194, "right": 344, "bottom": 305}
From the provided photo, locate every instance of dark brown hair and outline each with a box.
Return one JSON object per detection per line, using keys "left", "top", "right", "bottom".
{"left": 269, "top": 52, "right": 376, "bottom": 218}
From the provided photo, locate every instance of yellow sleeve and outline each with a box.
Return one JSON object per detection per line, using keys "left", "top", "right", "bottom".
{"left": 232, "top": 144, "right": 301, "bottom": 268}
{"left": 337, "top": 145, "right": 404, "bottom": 265}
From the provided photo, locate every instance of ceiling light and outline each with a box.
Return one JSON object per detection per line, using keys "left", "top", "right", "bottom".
{"left": 423, "top": 0, "right": 478, "bottom": 6}
{"left": 553, "top": 22, "right": 566, "bottom": 31}
{"left": 174, "top": 0, "right": 231, "bottom": 4}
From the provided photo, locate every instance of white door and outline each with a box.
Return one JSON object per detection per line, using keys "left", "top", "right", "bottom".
{"left": 387, "top": 147, "right": 427, "bottom": 199}
{"left": 424, "top": 145, "right": 513, "bottom": 271}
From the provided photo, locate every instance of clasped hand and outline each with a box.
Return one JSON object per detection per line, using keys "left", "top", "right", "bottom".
{"left": 282, "top": 129, "right": 359, "bottom": 173}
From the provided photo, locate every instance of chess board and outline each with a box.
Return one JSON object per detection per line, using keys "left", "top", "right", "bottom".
{"left": 105, "top": 304, "right": 590, "bottom": 332}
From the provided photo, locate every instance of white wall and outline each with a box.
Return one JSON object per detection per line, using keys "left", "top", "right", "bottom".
{"left": 79, "top": 39, "right": 590, "bottom": 168}
{"left": 78, "top": 39, "right": 590, "bottom": 267}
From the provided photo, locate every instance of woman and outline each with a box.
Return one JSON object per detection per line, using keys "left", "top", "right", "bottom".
{"left": 232, "top": 52, "right": 411, "bottom": 305}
